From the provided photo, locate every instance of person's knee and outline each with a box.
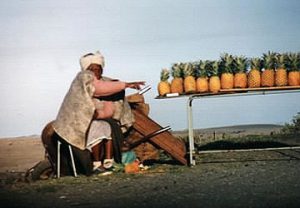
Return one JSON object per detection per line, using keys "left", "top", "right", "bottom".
{"left": 41, "top": 120, "right": 55, "bottom": 146}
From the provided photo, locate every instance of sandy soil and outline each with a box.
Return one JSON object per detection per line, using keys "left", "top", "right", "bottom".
{"left": 1, "top": 146, "right": 300, "bottom": 208}
{"left": 0, "top": 124, "right": 288, "bottom": 173}
{"left": 0, "top": 124, "right": 283, "bottom": 173}
{"left": 1, "top": 127, "right": 300, "bottom": 208}
{"left": 0, "top": 136, "right": 44, "bottom": 173}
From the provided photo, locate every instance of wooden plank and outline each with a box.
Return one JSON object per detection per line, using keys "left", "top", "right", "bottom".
{"left": 133, "top": 112, "right": 185, "bottom": 152}
{"left": 133, "top": 113, "right": 186, "bottom": 154}
{"left": 220, "top": 85, "right": 300, "bottom": 93}
{"left": 132, "top": 110, "right": 187, "bottom": 165}
{"left": 156, "top": 86, "right": 300, "bottom": 99}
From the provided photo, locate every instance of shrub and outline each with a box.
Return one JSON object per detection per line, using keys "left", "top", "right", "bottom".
{"left": 281, "top": 112, "right": 300, "bottom": 134}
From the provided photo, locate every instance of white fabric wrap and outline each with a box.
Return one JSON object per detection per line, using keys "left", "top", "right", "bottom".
{"left": 80, "top": 51, "right": 105, "bottom": 71}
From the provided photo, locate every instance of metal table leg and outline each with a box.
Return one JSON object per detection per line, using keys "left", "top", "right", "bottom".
{"left": 68, "top": 145, "right": 77, "bottom": 177}
{"left": 187, "top": 96, "right": 196, "bottom": 166}
{"left": 57, "top": 140, "right": 61, "bottom": 178}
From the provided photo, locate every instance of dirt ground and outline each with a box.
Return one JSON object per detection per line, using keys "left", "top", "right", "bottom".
{"left": 1, "top": 136, "right": 300, "bottom": 208}
{"left": 0, "top": 137, "right": 45, "bottom": 173}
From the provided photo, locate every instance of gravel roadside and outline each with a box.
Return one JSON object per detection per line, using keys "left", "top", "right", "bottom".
{"left": 1, "top": 149, "right": 300, "bottom": 208}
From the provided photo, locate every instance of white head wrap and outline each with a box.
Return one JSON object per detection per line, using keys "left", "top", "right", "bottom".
{"left": 79, "top": 51, "right": 105, "bottom": 71}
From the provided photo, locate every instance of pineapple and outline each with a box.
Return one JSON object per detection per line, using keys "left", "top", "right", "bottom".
{"left": 209, "top": 61, "right": 221, "bottom": 93}
{"left": 234, "top": 56, "right": 248, "bottom": 88}
{"left": 170, "top": 63, "right": 184, "bottom": 94}
{"left": 287, "top": 52, "right": 300, "bottom": 86}
{"left": 275, "top": 53, "right": 288, "bottom": 86}
{"left": 220, "top": 53, "right": 235, "bottom": 89}
{"left": 183, "top": 62, "right": 196, "bottom": 93}
{"left": 195, "top": 60, "right": 209, "bottom": 93}
{"left": 157, "top": 68, "right": 171, "bottom": 96}
{"left": 261, "top": 51, "right": 276, "bottom": 87}
{"left": 248, "top": 57, "right": 262, "bottom": 88}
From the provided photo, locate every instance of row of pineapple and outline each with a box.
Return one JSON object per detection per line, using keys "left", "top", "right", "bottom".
{"left": 158, "top": 52, "right": 300, "bottom": 96}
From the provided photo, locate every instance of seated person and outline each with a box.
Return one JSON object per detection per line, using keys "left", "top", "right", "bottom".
{"left": 51, "top": 51, "right": 144, "bottom": 175}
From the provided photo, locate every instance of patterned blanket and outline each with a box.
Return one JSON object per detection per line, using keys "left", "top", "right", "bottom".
{"left": 53, "top": 70, "right": 95, "bottom": 150}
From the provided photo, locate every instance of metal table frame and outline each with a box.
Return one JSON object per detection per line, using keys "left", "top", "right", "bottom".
{"left": 187, "top": 89, "right": 300, "bottom": 166}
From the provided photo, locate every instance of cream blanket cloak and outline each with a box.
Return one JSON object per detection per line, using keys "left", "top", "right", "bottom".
{"left": 53, "top": 70, "right": 95, "bottom": 150}
{"left": 53, "top": 71, "right": 135, "bottom": 150}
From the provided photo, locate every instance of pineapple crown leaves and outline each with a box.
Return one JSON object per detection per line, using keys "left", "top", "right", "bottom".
{"left": 171, "top": 63, "right": 183, "bottom": 78}
{"left": 160, "top": 68, "right": 170, "bottom": 81}
{"left": 178, "top": 62, "right": 186, "bottom": 72}
{"left": 198, "top": 60, "right": 205, "bottom": 70}
{"left": 288, "top": 52, "right": 300, "bottom": 71}
{"left": 183, "top": 62, "right": 195, "bottom": 77}
{"left": 203, "top": 60, "right": 214, "bottom": 73}
{"left": 192, "top": 61, "right": 200, "bottom": 72}
{"left": 209, "top": 60, "right": 221, "bottom": 77}
{"left": 297, "top": 52, "right": 300, "bottom": 70}
{"left": 220, "top": 53, "right": 235, "bottom": 73}
{"left": 275, "top": 53, "right": 290, "bottom": 69}
{"left": 195, "top": 60, "right": 211, "bottom": 78}
{"left": 262, "top": 51, "right": 277, "bottom": 70}
{"left": 235, "top": 56, "right": 248, "bottom": 73}
{"left": 192, "top": 61, "right": 200, "bottom": 77}
{"left": 250, "top": 57, "right": 263, "bottom": 71}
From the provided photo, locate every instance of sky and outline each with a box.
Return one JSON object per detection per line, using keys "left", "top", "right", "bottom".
{"left": 0, "top": 0, "right": 299, "bottom": 137}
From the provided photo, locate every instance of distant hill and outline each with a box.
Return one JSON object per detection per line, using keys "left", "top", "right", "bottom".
{"left": 172, "top": 124, "right": 283, "bottom": 140}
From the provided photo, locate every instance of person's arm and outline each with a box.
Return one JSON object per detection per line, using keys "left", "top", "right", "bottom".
{"left": 93, "top": 79, "right": 126, "bottom": 97}
{"left": 125, "top": 81, "right": 145, "bottom": 90}
{"left": 93, "top": 79, "right": 145, "bottom": 97}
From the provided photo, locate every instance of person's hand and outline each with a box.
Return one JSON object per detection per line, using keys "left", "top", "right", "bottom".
{"left": 125, "top": 81, "right": 145, "bottom": 90}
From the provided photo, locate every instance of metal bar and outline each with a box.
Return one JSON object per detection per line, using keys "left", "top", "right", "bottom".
{"left": 139, "top": 85, "right": 151, "bottom": 95}
{"left": 128, "top": 126, "right": 171, "bottom": 149}
{"left": 186, "top": 89, "right": 300, "bottom": 166}
{"left": 187, "top": 97, "right": 195, "bottom": 166}
{"left": 57, "top": 140, "right": 61, "bottom": 178}
{"left": 155, "top": 88, "right": 300, "bottom": 100}
{"left": 197, "top": 146, "right": 300, "bottom": 154}
{"left": 68, "top": 145, "right": 77, "bottom": 177}
{"left": 190, "top": 89, "right": 300, "bottom": 100}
